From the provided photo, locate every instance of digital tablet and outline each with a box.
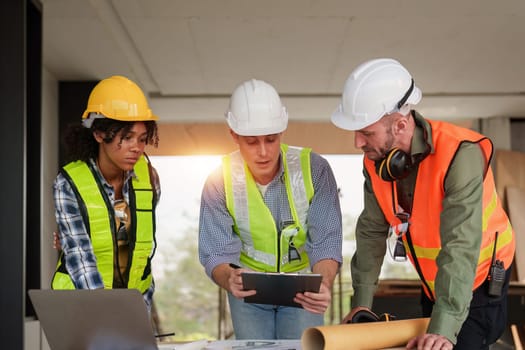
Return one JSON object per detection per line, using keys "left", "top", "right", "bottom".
{"left": 241, "top": 271, "right": 322, "bottom": 308}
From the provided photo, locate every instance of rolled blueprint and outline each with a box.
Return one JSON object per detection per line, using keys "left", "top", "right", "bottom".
{"left": 301, "top": 318, "right": 430, "bottom": 350}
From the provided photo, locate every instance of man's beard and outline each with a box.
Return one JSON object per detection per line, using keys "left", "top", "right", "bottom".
{"left": 365, "top": 132, "right": 395, "bottom": 161}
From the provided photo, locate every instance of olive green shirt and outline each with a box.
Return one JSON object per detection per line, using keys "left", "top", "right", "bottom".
{"left": 351, "top": 111, "right": 485, "bottom": 343}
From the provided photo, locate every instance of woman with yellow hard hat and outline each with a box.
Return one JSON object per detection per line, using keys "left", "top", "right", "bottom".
{"left": 52, "top": 75, "right": 160, "bottom": 312}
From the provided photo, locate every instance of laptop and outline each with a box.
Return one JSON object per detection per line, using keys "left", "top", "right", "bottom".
{"left": 28, "top": 289, "right": 161, "bottom": 350}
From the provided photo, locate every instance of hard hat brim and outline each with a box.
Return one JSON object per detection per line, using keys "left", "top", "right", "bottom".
{"left": 81, "top": 111, "right": 158, "bottom": 128}
{"left": 228, "top": 122, "right": 287, "bottom": 136}
{"left": 331, "top": 106, "right": 378, "bottom": 131}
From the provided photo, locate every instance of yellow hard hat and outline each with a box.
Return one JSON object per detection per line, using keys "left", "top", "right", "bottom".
{"left": 81, "top": 75, "right": 158, "bottom": 127}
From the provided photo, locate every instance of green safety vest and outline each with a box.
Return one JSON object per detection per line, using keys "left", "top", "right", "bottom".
{"left": 52, "top": 155, "right": 156, "bottom": 293}
{"left": 223, "top": 144, "right": 314, "bottom": 272}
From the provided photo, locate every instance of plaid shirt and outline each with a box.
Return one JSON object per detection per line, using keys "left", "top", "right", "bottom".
{"left": 53, "top": 158, "right": 161, "bottom": 310}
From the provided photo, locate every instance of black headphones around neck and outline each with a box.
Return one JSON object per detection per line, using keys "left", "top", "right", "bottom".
{"left": 374, "top": 116, "right": 432, "bottom": 182}
{"left": 375, "top": 141, "right": 432, "bottom": 181}
{"left": 375, "top": 148, "right": 412, "bottom": 181}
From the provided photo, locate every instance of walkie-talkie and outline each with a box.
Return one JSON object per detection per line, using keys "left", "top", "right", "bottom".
{"left": 488, "top": 231, "right": 505, "bottom": 297}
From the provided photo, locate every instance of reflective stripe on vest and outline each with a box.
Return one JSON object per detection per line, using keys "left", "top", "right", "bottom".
{"left": 223, "top": 144, "right": 314, "bottom": 272}
{"left": 52, "top": 156, "right": 155, "bottom": 293}
{"left": 365, "top": 120, "right": 515, "bottom": 300}
{"left": 127, "top": 157, "right": 155, "bottom": 292}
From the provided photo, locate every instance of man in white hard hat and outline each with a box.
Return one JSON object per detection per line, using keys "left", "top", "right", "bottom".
{"left": 332, "top": 58, "right": 515, "bottom": 350}
{"left": 198, "top": 78, "right": 343, "bottom": 339}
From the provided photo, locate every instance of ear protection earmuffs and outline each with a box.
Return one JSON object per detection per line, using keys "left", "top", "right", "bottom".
{"left": 375, "top": 148, "right": 412, "bottom": 181}
{"left": 346, "top": 309, "right": 397, "bottom": 323}
{"left": 374, "top": 114, "right": 433, "bottom": 182}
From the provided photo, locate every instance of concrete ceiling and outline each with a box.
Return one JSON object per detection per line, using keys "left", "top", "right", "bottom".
{"left": 42, "top": 0, "right": 525, "bottom": 124}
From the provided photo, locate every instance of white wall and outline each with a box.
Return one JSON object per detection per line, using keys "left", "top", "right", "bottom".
{"left": 25, "top": 67, "right": 59, "bottom": 350}
{"left": 41, "top": 68, "right": 60, "bottom": 290}
{"left": 481, "top": 117, "right": 512, "bottom": 151}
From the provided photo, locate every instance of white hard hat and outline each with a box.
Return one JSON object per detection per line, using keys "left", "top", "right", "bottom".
{"left": 331, "top": 58, "right": 422, "bottom": 131}
{"left": 226, "top": 79, "right": 288, "bottom": 136}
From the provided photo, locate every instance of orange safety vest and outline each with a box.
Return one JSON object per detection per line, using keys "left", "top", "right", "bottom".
{"left": 364, "top": 119, "right": 515, "bottom": 300}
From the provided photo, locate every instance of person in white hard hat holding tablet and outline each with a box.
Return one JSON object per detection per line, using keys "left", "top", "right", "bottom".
{"left": 198, "top": 78, "right": 343, "bottom": 339}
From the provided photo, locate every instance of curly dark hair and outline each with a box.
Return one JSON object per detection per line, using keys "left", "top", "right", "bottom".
{"left": 62, "top": 118, "right": 159, "bottom": 164}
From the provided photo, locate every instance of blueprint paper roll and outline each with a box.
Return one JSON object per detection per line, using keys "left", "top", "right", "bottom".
{"left": 301, "top": 318, "right": 430, "bottom": 350}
